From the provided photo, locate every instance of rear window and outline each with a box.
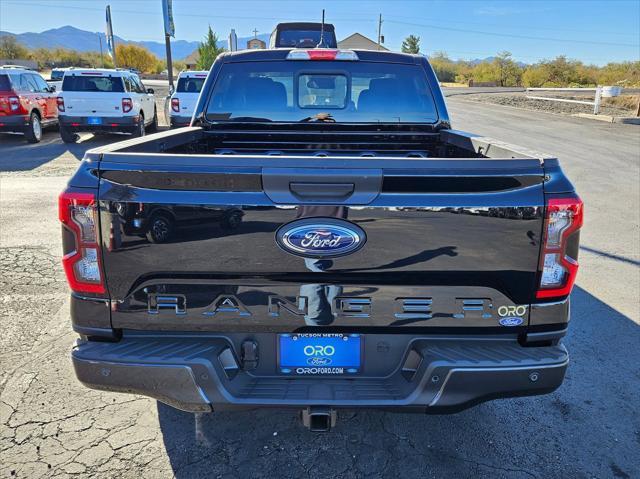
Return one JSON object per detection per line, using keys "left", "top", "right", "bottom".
{"left": 50, "top": 70, "right": 64, "bottom": 81}
{"left": 176, "top": 77, "right": 205, "bottom": 93}
{"left": 205, "top": 61, "right": 438, "bottom": 124}
{"left": 62, "top": 75, "right": 125, "bottom": 92}
{"left": 0, "top": 74, "right": 13, "bottom": 91}
{"left": 277, "top": 30, "right": 337, "bottom": 48}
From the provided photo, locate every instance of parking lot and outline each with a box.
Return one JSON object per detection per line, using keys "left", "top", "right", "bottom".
{"left": 1, "top": 94, "right": 639, "bottom": 478}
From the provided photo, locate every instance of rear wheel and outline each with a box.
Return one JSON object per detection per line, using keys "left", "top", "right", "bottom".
{"left": 24, "top": 112, "right": 42, "bottom": 143}
{"left": 132, "top": 114, "right": 145, "bottom": 137}
{"left": 147, "top": 107, "right": 158, "bottom": 133}
{"left": 146, "top": 214, "right": 174, "bottom": 243}
{"left": 59, "top": 125, "right": 79, "bottom": 144}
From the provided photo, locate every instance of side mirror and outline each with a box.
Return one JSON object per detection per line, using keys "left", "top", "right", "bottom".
{"left": 48, "top": 85, "right": 56, "bottom": 92}
{"left": 147, "top": 88, "right": 155, "bottom": 94}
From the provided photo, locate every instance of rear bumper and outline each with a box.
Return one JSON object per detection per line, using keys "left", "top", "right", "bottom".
{"left": 169, "top": 115, "right": 191, "bottom": 128}
{"left": 72, "top": 335, "right": 568, "bottom": 413}
{"left": 59, "top": 115, "right": 139, "bottom": 132}
{"left": 0, "top": 115, "right": 29, "bottom": 131}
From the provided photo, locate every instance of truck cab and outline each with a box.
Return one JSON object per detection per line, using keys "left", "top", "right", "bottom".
{"left": 269, "top": 22, "right": 337, "bottom": 48}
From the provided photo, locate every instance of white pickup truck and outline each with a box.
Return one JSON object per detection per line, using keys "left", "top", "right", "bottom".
{"left": 168, "top": 70, "right": 207, "bottom": 127}
{"left": 57, "top": 68, "right": 157, "bottom": 143}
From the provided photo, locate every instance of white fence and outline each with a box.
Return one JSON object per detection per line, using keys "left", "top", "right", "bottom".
{"left": 526, "top": 86, "right": 622, "bottom": 115}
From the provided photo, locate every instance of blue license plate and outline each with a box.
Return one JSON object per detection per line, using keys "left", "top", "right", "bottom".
{"left": 87, "top": 117, "right": 102, "bottom": 125}
{"left": 278, "top": 334, "right": 361, "bottom": 375}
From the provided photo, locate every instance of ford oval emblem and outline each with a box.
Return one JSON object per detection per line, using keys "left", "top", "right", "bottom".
{"left": 276, "top": 218, "right": 366, "bottom": 258}
{"left": 499, "top": 317, "right": 524, "bottom": 327}
{"left": 307, "top": 357, "right": 332, "bottom": 366}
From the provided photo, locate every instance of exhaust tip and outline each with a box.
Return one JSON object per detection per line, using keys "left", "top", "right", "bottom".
{"left": 301, "top": 407, "right": 337, "bottom": 432}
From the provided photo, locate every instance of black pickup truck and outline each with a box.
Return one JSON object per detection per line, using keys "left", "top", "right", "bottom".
{"left": 60, "top": 48, "right": 582, "bottom": 431}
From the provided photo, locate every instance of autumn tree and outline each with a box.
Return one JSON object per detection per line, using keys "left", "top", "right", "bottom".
{"left": 401, "top": 35, "right": 421, "bottom": 54}
{"left": 115, "top": 44, "right": 161, "bottom": 73}
{"left": 0, "top": 36, "right": 30, "bottom": 60}
{"left": 196, "top": 26, "right": 225, "bottom": 70}
{"left": 428, "top": 52, "right": 459, "bottom": 83}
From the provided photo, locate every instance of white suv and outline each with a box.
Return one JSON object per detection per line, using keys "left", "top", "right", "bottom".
{"left": 169, "top": 70, "right": 207, "bottom": 127}
{"left": 57, "top": 69, "right": 157, "bottom": 143}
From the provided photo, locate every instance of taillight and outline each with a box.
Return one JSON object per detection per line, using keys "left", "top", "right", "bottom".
{"left": 9, "top": 96, "right": 20, "bottom": 112}
{"left": 56, "top": 96, "right": 65, "bottom": 112}
{"left": 122, "top": 98, "right": 133, "bottom": 113}
{"left": 286, "top": 49, "right": 359, "bottom": 61}
{"left": 59, "top": 191, "right": 105, "bottom": 294}
{"left": 537, "top": 197, "right": 583, "bottom": 299}
{"left": 171, "top": 97, "right": 180, "bottom": 113}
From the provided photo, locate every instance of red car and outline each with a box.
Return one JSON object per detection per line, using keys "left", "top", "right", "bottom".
{"left": 0, "top": 66, "right": 58, "bottom": 143}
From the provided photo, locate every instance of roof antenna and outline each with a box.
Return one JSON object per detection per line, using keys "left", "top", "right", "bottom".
{"left": 316, "top": 9, "right": 328, "bottom": 48}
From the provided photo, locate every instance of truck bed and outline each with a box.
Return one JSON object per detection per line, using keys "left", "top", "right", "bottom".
{"left": 87, "top": 125, "right": 553, "bottom": 161}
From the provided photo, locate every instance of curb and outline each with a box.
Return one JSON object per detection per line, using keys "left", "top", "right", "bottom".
{"left": 571, "top": 113, "right": 640, "bottom": 125}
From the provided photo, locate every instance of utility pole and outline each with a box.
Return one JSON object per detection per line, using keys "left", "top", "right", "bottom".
{"left": 377, "top": 14, "right": 383, "bottom": 50}
{"left": 162, "top": 0, "right": 175, "bottom": 89}
{"left": 165, "top": 33, "right": 174, "bottom": 88}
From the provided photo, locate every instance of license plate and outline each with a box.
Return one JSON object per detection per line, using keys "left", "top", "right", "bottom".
{"left": 87, "top": 117, "right": 102, "bottom": 125}
{"left": 278, "top": 333, "right": 361, "bottom": 375}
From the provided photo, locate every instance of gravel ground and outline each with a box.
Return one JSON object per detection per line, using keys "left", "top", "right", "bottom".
{"left": 463, "top": 92, "right": 637, "bottom": 117}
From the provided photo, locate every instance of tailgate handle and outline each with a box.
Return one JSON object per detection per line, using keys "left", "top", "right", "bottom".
{"left": 290, "top": 182, "right": 355, "bottom": 200}
{"left": 262, "top": 168, "right": 382, "bottom": 205}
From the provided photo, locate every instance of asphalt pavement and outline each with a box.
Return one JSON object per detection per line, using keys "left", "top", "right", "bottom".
{"left": 0, "top": 96, "right": 639, "bottom": 479}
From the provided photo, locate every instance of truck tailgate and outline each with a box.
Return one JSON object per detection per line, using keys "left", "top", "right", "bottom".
{"left": 97, "top": 155, "right": 545, "bottom": 332}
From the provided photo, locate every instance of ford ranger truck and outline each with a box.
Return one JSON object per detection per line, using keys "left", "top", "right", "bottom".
{"left": 61, "top": 48, "right": 581, "bottom": 432}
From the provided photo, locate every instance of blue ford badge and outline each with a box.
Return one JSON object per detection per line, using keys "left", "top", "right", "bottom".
{"left": 499, "top": 317, "right": 524, "bottom": 327}
{"left": 276, "top": 218, "right": 366, "bottom": 258}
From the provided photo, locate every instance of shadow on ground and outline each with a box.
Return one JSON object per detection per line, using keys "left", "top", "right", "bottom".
{"left": 0, "top": 131, "right": 119, "bottom": 171}
{"left": 155, "top": 286, "right": 640, "bottom": 478}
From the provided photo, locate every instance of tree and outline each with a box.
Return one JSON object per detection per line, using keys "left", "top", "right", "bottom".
{"left": 115, "top": 44, "right": 161, "bottom": 73}
{"left": 521, "top": 66, "right": 548, "bottom": 88}
{"left": 428, "top": 51, "right": 458, "bottom": 83}
{"left": 493, "top": 51, "right": 522, "bottom": 87}
{"left": 196, "top": 26, "right": 225, "bottom": 70}
{"left": 401, "top": 35, "right": 420, "bottom": 54}
{"left": 0, "top": 36, "right": 30, "bottom": 60}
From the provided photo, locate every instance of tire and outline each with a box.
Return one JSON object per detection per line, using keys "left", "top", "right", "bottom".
{"left": 24, "top": 111, "right": 43, "bottom": 143}
{"left": 59, "top": 125, "right": 79, "bottom": 144}
{"left": 221, "top": 211, "right": 243, "bottom": 230}
{"left": 145, "top": 214, "right": 173, "bottom": 243}
{"left": 132, "top": 113, "right": 145, "bottom": 137}
{"left": 147, "top": 107, "right": 158, "bottom": 133}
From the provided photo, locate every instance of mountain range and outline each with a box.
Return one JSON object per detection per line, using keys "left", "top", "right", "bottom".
{"left": 0, "top": 26, "right": 271, "bottom": 60}
{"left": 0, "top": 26, "right": 527, "bottom": 66}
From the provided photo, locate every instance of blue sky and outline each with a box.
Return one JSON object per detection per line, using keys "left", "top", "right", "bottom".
{"left": 1, "top": 0, "right": 639, "bottom": 65}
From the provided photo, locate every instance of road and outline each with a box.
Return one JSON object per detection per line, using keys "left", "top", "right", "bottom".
{"left": 1, "top": 98, "right": 639, "bottom": 479}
